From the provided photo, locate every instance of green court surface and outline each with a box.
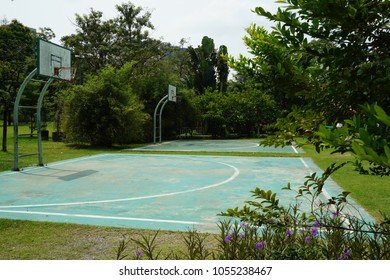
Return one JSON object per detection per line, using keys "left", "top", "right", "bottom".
{"left": 0, "top": 153, "right": 372, "bottom": 232}
{"left": 131, "top": 139, "right": 304, "bottom": 153}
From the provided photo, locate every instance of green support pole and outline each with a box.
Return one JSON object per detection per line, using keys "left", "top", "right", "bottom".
{"left": 37, "top": 77, "right": 54, "bottom": 166}
{"left": 159, "top": 99, "right": 169, "bottom": 143}
{"left": 153, "top": 95, "right": 168, "bottom": 144}
{"left": 13, "top": 68, "right": 37, "bottom": 171}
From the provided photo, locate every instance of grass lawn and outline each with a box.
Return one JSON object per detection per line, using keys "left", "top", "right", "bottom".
{"left": 0, "top": 219, "right": 217, "bottom": 260}
{"left": 300, "top": 142, "right": 390, "bottom": 221}
{"left": 0, "top": 125, "right": 389, "bottom": 259}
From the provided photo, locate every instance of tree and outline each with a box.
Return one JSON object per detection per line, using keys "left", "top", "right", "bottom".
{"left": 0, "top": 20, "right": 34, "bottom": 151}
{"left": 244, "top": 1, "right": 390, "bottom": 175}
{"left": 216, "top": 45, "right": 229, "bottom": 93}
{"left": 194, "top": 89, "right": 227, "bottom": 137}
{"left": 61, "top": 1, "right": 160, "bottom": 77}
{"left": 187, "top": 36, "right": 229, "bottom": 94}
{"left": 193, "top": 84, "right": 278, "bottom": 137}
{"left": 230, "top": 24, "right": 313, "bottom": 115}
{"left": 188, "top": 36, "right": 217, "bottom": 94}
{"left": 254, "top": 0, "right": 390, "bottom": 121}
{"left": 114, "top": 2, "right": 160, "bottom": 68}
{"left": 63, "top": 63, "right": 150, "bottom": 146}
{"left": 225, "top": 86, "right": 278, "bottom": 136}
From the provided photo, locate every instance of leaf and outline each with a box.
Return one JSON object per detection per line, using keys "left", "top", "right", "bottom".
{"left": 254, "top": 7, "right": 274, "bottom": 19}
{"left": 374, "top": 105, "right": 390, "bottom": 126}
{"left": 352, "top": 142, "right": 366, "bottom": 157}
{"left": 348, "top": 6, "right": 357, "bottom": 18}
{"left": 384, "top": 145, "right": 390, "bottom": 159}
{"left": 364, "top": 146, "right": 380, "bottom": 160}
{"left": 358, "top": 128, "right": 371, "bottom": 145}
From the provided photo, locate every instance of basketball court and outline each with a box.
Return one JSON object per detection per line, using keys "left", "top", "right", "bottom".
{"left": 0, "top": 152, "right": 373, "bottom": 233}
{"left": 3, "top": 39, "right": 373, "bottom": 233}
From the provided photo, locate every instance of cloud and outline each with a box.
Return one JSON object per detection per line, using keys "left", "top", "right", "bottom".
{"left": 145, "top": 0, "right": 277, "bottom": 57}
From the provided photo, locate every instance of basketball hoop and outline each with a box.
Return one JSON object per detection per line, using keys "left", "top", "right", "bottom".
{"left": 53, "top": 66, "right": 77, "bottom": 82}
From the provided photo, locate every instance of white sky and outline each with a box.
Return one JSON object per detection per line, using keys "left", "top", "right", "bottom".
{"left": 2, "top": 0, "right": 281, "bottom": 58}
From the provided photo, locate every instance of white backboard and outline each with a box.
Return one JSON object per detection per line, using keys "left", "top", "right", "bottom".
{"left": 168, "top": 85, "right": 176, "bottom": 102}
{"left": 37, "top": 39, "right": 72, "bottom": 80}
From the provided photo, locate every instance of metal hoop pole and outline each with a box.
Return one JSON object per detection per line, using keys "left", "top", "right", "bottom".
{"left": 13, "top": 68, "right": 37, "bottom": 171}
{"left": 153, "top": 95, "right": 168, "bottom": 143}
{"left": 159, "top": 99, "right": 169, "bottom": 143}
{"left": 37, "top": 77, "right": 54, "bottom": 166}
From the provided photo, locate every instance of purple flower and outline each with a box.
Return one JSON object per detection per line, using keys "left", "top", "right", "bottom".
{"left": 240, "top": 221, "right": 246, "bottom": 229}
{"left": 313, "top": 221, "right": 321, "bottom": 227}
{"left": 255, "top": 241, "right": 264, "bottom": 250}
{"left": 286, "top": 229, "right": 293, "bottom": 237}
{"left": 332, "top": 211, "right": 338, "bottom": 218}
{"left": 310, "top": 227, "right": 319, "bottom": 236}
{"left": 239, "top": 233, "right": 245, "bottom": 239}
{"left": 224, "top": 234, "right": 232, "bottom": 243}
{"left": 343, "top": 249, "right": 351, "bottom": 259}
{"left": 305, "top": 235, "right": 311, "bottom": 245}
{"left": 136, "top": 251, "right": 144, "bottom": 258}
{"left": 337, "top": 249, "right": 352, "bottom": 260}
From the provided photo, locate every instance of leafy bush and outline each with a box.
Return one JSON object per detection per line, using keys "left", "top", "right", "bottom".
{"left": 313, "top": 103, "right": 390, "bottom": 176}
{"left": 63, "top": 63, "right": 150, "bottom": 146}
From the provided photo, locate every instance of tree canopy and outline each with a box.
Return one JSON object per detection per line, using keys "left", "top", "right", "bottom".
{"left": 187, "top": 36, "right": 229, "bottom": 94}
{"left": 232, "top": 0, "right": 390, "bottom": 174}
{"left": 61, "top": 2, "right": 161, "bottom": 77}
{"left": 235, "top": 0, "right": 390, "bottom": 123}
{"left": 0, "top": 20, "right": 35, "bottom": 151}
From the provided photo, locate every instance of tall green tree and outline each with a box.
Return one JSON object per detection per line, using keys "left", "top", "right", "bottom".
{"left": 188, "top": 36, "right": 229, "bottom": 94}
{"left": 217, "top": 45, "right": 229, "bottom": 93}
{"left": 0, "top": 20, "right": 34, "bottom": 151}
{"left": 114, "top": 2, "right": 162, "bottom": 68}
{"left": 61, "top": 1, "right": 162, "bottom": 78}
{"left": 231, "top": 25, "right": 310, "bottom": 114}
{"left": 188, "top": 36, "right": 217, "bottom": 94}
{"left": 61, "top": 8, "right": 113, "bottom": 74}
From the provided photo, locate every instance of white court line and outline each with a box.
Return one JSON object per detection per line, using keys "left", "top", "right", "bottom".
{"left": 0, "top": 159, "right": 240, "bottom": 209}
{"left": 298, "top": 157, "right": 333, "bottom": 201}
{"left": 0, "top": 209, "right": 201, "bottom": 225}
{"left": 291, "top": 145, "right": 299, "bottom": 154}
{"left": 292, "top": 144, "right": 333, "bottom": 200}
{"left": 132, "top": 141, "right": 260, "bottom": 151}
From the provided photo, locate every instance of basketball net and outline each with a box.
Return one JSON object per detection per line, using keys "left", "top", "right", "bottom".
{"left": 53, "top": 66, "right": 77, "bottom": 82}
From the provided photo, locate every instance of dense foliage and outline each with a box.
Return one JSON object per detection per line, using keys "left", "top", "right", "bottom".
{"left": 0, "top": 20, "right": 34, "bottom": 151}
{"left": 63, "top": 63, "right": 149, "bottom": 146}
